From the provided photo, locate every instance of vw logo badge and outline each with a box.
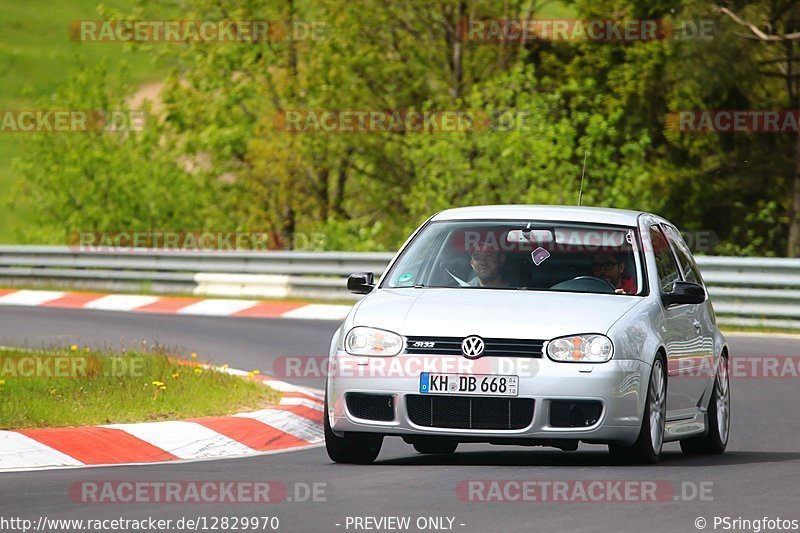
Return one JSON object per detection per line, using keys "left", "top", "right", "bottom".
{"left": 461, "top": 336, "right": 485, "bottom": 359}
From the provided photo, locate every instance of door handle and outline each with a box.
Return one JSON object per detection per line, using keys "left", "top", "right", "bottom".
{"left": 692, "top": 320, "right": 702, "bottom": 332}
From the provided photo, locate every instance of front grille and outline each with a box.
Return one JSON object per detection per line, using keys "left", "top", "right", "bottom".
{"left": 406, "top": 395, "right": 534, "bottom": 430}
{"left": 346, "top": 393, "right": 395, "bottom": 421}
{"left": 549, "top": 400, "right": 603, "bottom": 428}
{"left": 405, "top": 336, "right": 544, "bottom": 358}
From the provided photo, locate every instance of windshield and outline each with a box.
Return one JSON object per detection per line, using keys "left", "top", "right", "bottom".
{"left": 382, "top": 220, "right": 644, "bottom": 295}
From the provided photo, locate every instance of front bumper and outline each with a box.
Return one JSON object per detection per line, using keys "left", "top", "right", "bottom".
{"left": 326, "top": 353, "right": 651, "bottom": 445}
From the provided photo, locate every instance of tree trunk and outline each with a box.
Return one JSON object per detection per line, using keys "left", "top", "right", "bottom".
{"left": 318, "top": 167, "right": 330, "bottom": 222}
{"left": 333, "top": 147, "right": 354, "bottom": 219}
{"left": 287, "top": 0, "right": 298, "bottom": 81}
{"left": 446, "top": 1, "right": 466, "bottom": 100}
{"left": 283, "top": 204, "right": 296, "bottom": 251}
{"left": 789, "top": 130, "right": 800, "bottom": 256}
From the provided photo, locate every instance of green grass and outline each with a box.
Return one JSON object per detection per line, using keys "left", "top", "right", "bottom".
{"left": 721, "top": 326, "right": 800, "bottom": 336}
{"left": 0, "top": 346, "right": 280, "bottom": 429}
{"left": 0, "top": 0, "right": 168, "bottom": 243}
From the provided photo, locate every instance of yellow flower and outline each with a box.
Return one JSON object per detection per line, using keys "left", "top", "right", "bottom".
{"left": 194, "top": 368, "right": 202, "bottom": 374}
{"left": 171, "top": 373, "right": 180, "bottom": 379}
{"left": 252, "top": 369, "right": 260, "bottom": 375}
{"left": 248, "top": 372, "right": 254, "bottom": 378}
{"left": 190, "top": 352, "right": 197, "bottom": 359}
{"left": 70, "top": 345, "right": 78, "bottom": 352}
{"left": 151, "top": 380, "right": 165, "bottom": 387}
{"left": 158, "top": 385, "right": 167, "bottom": 391}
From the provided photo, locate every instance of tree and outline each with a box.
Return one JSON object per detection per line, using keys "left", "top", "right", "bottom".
{"left": 13, "top": 60, "right": 226, "bottom": 243}
{"left": 713, "top": 2, "right": 800, "bottom": 256}
{"left": 13, "top": 0, "right": 800, "bottom": 256}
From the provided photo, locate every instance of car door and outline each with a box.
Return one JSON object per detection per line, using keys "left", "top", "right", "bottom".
{"left": 662, "top": 224, "right": 715, "bottom": 405}
{"left": 649, "top": 225, "right": 703, "bottom": 415}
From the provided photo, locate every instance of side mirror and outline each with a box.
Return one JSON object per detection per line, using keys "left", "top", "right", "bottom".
{"left": 663, "top": 281, "right": 705, "bottom": 306}
{"left": 347, "top": 272, "right": 375, "bottom": 295}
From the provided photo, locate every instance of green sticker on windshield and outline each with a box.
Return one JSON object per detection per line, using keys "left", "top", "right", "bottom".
{"left": 398, "top": 273, "right": 414, "bottom": 284}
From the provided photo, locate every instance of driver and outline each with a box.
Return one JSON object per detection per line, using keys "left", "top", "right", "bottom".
{"left": 591, "top": 252, "right": 636, "bottom": 294}
{"left": 468, "top": 247, "right": 508, "bottom": 288}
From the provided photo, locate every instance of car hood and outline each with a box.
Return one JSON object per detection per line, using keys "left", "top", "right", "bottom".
{"left": 353, "top": 288, "right": 645, "bottom": 339}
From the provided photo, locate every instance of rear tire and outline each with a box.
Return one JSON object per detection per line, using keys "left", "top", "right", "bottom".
{"left": 609, "top": 357, "right": 666, "bottom": 464}
{"left": 681, "top": 354, "right": 729, "bottom": 455}
{"left": 324, "top": 397, "right": 383, "bottom": 464}
{"left": 412, "top": 440, "right": 458, "bottom": 455}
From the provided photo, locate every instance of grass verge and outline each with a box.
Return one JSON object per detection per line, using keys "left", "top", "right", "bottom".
{"left": 721, "top": 327, "right": 800, "bottom": 336}
{"left": 0, "top": 346, "right": 280, "bottom": 429}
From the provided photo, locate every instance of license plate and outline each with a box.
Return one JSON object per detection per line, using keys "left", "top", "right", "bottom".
{"left": 419, "top": 372, "right": 518, "bottom": 397}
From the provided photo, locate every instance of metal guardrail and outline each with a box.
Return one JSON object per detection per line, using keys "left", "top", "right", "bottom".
{"left": 0, "top": 246, "right": 394, "bottom": 302}
{"left": 0, "top": 246, "right": 799, "bottom": 329}
{"left": 694, "top": 256, "right": 800, "bottom": 329}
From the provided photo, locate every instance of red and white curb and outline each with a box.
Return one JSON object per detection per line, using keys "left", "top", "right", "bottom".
{"left": 0, "top": 368, "right": 324, "bottom": 472}
{"left": 0, "top": 289, "right": 351, "bottom": 321}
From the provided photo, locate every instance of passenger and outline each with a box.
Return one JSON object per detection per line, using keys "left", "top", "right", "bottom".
{"left": 591, "top": 252, "right": 636, "bottom": 294}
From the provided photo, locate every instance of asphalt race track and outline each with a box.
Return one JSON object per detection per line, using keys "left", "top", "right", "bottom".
{"left": 1, "top": 306, "right": 799, "bottom": 533}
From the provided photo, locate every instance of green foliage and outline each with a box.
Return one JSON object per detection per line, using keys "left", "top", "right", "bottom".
{"left": 0, "top": 0, "right": 169, "bottom": 243}
{"left": 7, "top": 0, "right": 800, "bottom": 255}
{"left": 713, "top": 201, "right": 785, "bottom": 257}
{"left": 0, "top": 346, "right": 279, "bottom": 429}
{"left": 13, "top": 60, "right": 230, "bottom": 243}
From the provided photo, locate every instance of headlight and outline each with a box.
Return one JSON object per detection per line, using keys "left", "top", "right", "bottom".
{"left": 546, "top": 334, "right": 613, "bottom": 363}
{"left": 345, "top": 327, "right": 403, "bottom": 357}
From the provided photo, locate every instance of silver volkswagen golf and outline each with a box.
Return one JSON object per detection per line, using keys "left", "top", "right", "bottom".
{"left": 325, "top": 205, "right": 730, "bottom": 464}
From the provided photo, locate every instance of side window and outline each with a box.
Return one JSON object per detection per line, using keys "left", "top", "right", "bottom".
{"left": 663, "top": 225, "right": 704, "bottom": 285}
{"left": 649, "top": 225, "right": 681, "bottom": 293}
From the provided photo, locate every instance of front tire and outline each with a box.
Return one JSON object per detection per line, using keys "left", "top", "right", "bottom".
{"left": 609, "top": 356, "right": 666, "bottom": 464}
{"left": 324, "top": 398, "right": 383, "bottom": 464}
{"left": 681, "top": 354, "right": 730, "bottom": 455}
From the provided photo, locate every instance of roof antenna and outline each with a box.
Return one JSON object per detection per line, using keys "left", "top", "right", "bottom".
{"left": 578, "top": 149, "right": 589, "bottom": 206}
